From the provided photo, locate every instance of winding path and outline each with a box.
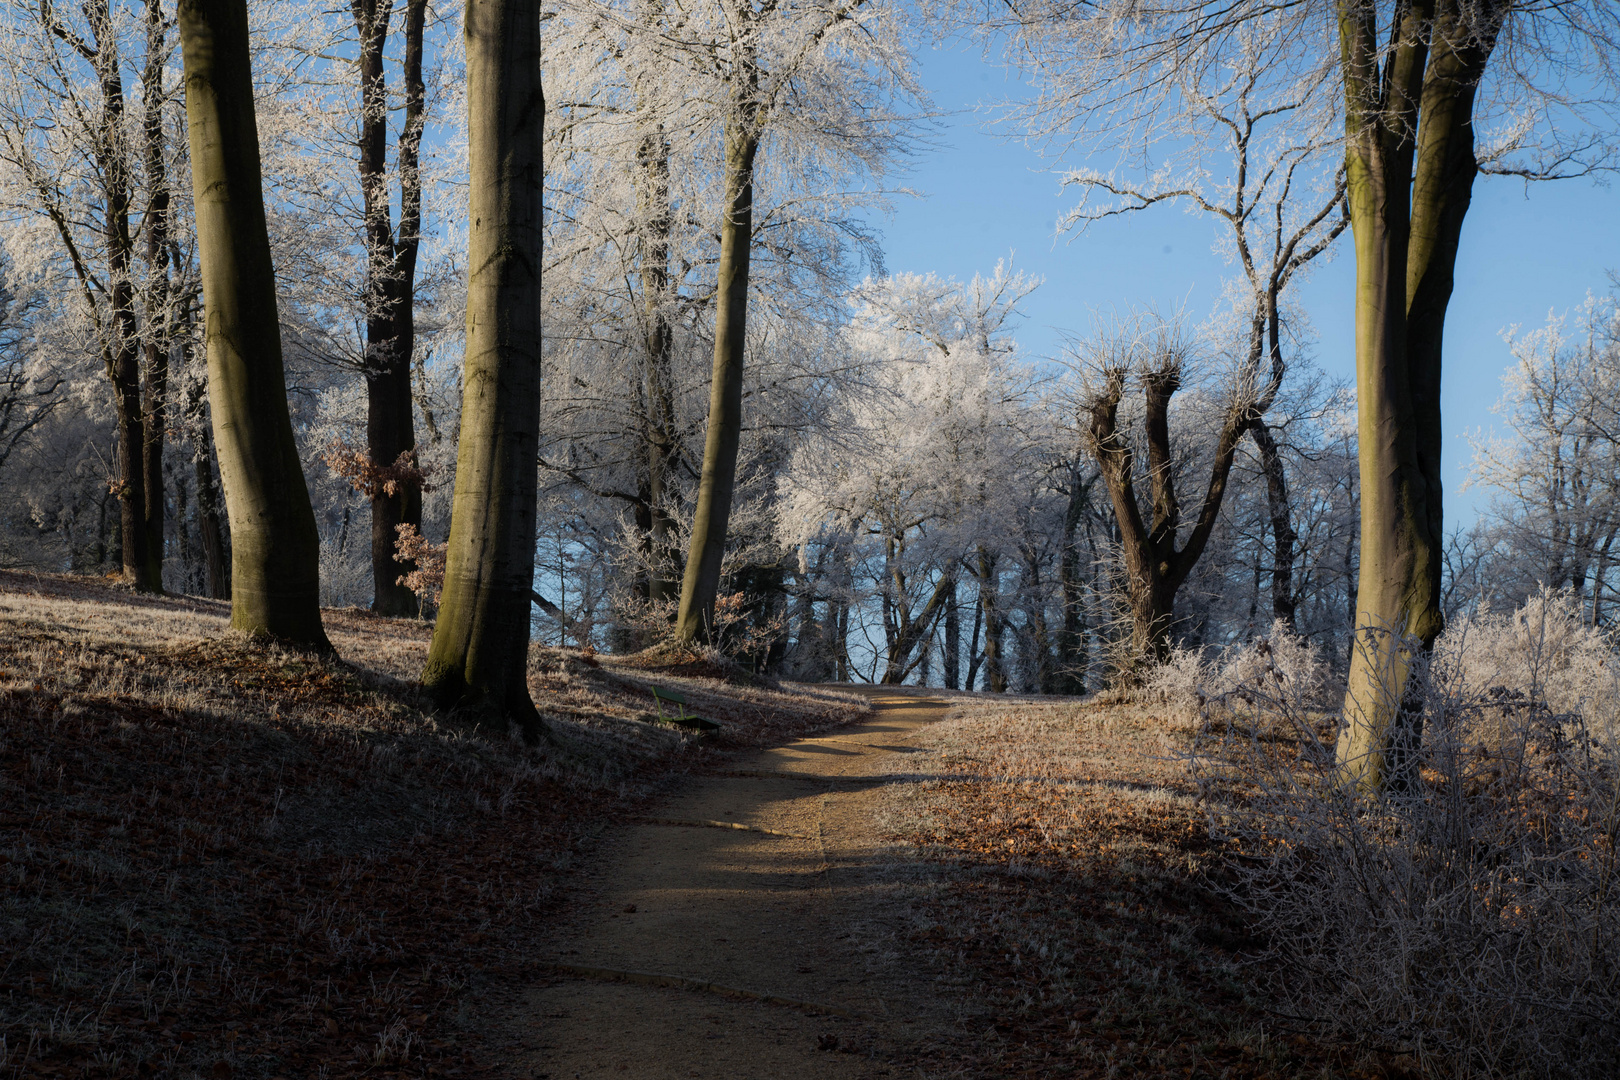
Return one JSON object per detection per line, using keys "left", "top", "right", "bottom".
{"left": 512, "top": 690, "right": 968, "bottom": 1079}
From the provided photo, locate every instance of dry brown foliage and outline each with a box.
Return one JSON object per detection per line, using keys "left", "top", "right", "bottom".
{"left": 0, "top": 571, "right": 866, "bottom": 1078}
{"left": 320, "top": 441, "right": 433, "bottom": 500}
{"left": 391, "top": 525, "right": 445, "bottom": 607}
{"left": 882, "top": 698, "right": 1418, "bottom": 1079}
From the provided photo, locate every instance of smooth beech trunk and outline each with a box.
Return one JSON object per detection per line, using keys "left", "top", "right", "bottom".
{"left": 178, "top": 0, "right": 330, "bottom": 651}
{"left": 421, "top": 0, "right": 543, "bottom": 740}
{"left": 1336, "top": 0, "right": 1498, "bottom": 790}
{"left": 674, "top": 103, "right": 759, "bottom": 643}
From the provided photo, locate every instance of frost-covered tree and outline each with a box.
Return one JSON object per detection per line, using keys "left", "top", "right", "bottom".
{"left": 1468, "top": 294, "right": 1620, "bottom": 625}
{"left": 541, "top": 0, "right": 920, "bottom": 649}
{"left": 780, "top": 265, "right": 1044, "bottom": 684}
{"left": 0, "top": 0, "right": 195, "bottom": 592}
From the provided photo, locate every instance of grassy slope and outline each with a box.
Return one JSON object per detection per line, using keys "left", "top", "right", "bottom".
{"left": 0, "top": 571, "right": 865, "bottom": 1079}
{"left": 882, "top": 697, "right": 1420, "bottom": 1080}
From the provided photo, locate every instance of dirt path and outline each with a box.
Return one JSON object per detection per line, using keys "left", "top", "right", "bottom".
{"left": 510, "top": 690, "right": 971, "bottom": 1079}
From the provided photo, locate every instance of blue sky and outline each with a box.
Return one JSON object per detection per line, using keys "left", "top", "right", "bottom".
{"left": 865, "top": 43, "right": 1620, "bottom": 527}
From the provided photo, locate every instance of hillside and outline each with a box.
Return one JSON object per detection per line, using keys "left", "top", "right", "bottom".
{"left": 0, "top": 571, "right": 866, "bottom": 1078}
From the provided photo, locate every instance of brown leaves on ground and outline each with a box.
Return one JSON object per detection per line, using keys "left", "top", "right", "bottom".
{"left": 884, "top": 698, "right": 1421, "bottom": 1080}
{"left": 0, "top": 571, "right": 866, "bottom": 1079}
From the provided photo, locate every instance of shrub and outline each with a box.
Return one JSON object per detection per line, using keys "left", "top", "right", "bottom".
{"left": 1190, "top": 598, "right": 1620, "bottom": 1078}
{"left": 1146, "top": 618, "right": 1331, "bottom": 719}
{"left": 1434, "top": 588, "right": 1619, "bottom": 738}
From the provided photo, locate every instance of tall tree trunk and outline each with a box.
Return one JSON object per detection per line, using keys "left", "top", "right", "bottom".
{"left": 1251, "top": 421, "right": 1298, "bottom": 626}
{"left": 180, "top": 299, "right": 231, "bottom": 600}
{"left": 1337, "top": 0, "right": 1498, "bottom": 790}
{"left": 83, "top": 0, "right": 160, "bottom": 592}
{"left": 628, "top": 2, "right": 680, "bottom": 608}
{"left": 943, "top": 580, "right": 960, "bottom": 690}
{"left": 1056, "top": 466, "right": 1090, "bottom": 694}
{"left": 675, "top": 73, "right": 760, "bottom": 644}
{"left": 634, "top": 36, "right": 681, "bottom": 606}
{"left": 139, "top": 0, "right": 171, "bottom": 592}
{"left": 421, "top": 0, "right": 543, "bottom": 739}
{"left": 178, "top": 0, "right": 330, "bottom": 650}
{"left": 353, "top": 0, "right": 427, "bottom": 617}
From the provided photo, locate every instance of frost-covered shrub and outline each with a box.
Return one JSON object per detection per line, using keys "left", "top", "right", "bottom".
{"left": 1434, "top": 588, "right": 1620, "bottom": 737}
{"left": 1190, "top": 595, "right": 1620, "bottom": 1079}
{"left": 1209, "top": 619, "right": 1331, "bottom": 712}
{"left": 1144, "top": 643, "right": 1209, "bottom": 713}
{"left": 1146, "top": 619, "right": 1331, "bottom": 718}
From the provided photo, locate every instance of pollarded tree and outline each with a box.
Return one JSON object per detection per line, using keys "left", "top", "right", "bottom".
{"left": 178, "top": 0, "right": 331, "bottom": 650}
{"left": 998, "top": 10, "right": 1348, "bottom": 635}
{"left": 1076, "top": 314, "right": 1255, "bottom": 678}
{"left": 421, "top": 0, "right": 543, "bottom": 738}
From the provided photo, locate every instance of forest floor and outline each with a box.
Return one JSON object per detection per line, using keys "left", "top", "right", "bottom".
{"left": 0, "top": 571, "right": 865, "bottom": 1079}
{"left": 0, "top": 571, "right": 1422, "bottom": 1080}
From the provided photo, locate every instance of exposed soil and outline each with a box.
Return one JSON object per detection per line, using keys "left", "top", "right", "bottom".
{"left": 510, "top": 690, "right": 977, "bottom": 1080}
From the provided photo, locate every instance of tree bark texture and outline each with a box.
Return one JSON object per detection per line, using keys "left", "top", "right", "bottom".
{"left": 178, "top": 0, "right": 330, "bottom": 650}
{"left": 1336, "top": 0, "right": 1499, "bottom": 790}
{"left": 638, "top": 127, "right": 682, "bottom": 607}
{"left": 421, "top": 0, "right": 544, "bottom": 740}
{"left": 354, "top": 0, "right": 428, "bottom": 617}
{"left": 675, "top": 62, "right": 761, "bottom": 643}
